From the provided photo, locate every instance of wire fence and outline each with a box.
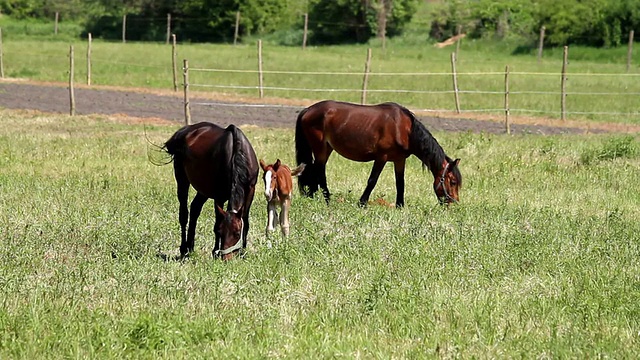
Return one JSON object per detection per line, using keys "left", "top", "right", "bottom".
{"left": 1, "top": 27, "right": 639, "bottom": 132}
{"left": 185, "top": 60, "right": 640, "bottom": 131}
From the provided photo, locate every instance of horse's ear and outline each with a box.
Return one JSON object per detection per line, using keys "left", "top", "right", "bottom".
{"left": 216, "top": 204, "right": 226, "bottom": 216}
{"left": 274, "top": 159, "right": 281, "bottom": 170}
{"left": 451, "top": 158, "right": 460, "bottom": 169}
{"left": 259, "top": 159, "right": 267, "bottom": 171}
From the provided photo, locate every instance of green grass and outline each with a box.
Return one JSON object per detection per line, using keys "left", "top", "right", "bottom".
{"left": 0, "top": 16, "right": 83, "bottom": 42}
{"left": 0, "top": 109, "right": 639, "bottom": 358}
{"left": 1, "top": 34, "right": 639, "bottom": 124}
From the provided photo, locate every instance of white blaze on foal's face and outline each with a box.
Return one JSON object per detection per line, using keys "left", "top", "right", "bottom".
{"left": 264, "top": 170, "right": 273, "bottom": 200}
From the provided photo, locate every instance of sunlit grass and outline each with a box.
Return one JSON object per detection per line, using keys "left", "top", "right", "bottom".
{"left": 0, "top": 109, "right": 639, "bottom": 357}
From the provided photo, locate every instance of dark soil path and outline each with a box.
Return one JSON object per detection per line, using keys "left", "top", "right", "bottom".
{"left": 0, "top": 81, "right": 609, "bottom": 134}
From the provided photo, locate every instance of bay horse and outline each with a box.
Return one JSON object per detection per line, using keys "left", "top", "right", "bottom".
{"left": 295, "top": 100, "right": 462, "bottom": 207}
{"left": 259, "top": 159, "right": 306, "bottom": 237}
{"left": 163, "top": 122, "right": 258, "bottom": 260}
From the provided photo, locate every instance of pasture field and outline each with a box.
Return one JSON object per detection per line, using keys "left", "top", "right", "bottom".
{"left": 1, "top": 37, "right": 639, "bottom": 124}
{"left": 0, "top": 109, "right": 639, "bottom": 358}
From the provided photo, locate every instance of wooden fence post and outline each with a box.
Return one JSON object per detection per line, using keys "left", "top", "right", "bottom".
{"left": 122, "top": 15, "right": 127, "bottom": 43}
{"left": 257, "top": 39, "right": 264, "bottom": 98}
{"left": 302, "top": 13, "right": 308, "bottom": 50}
{"left": 183, "top": 59, "right": 191, "bottom": 125}
{"left": 166, "top": 14, "right": 171, "bottom": 45}
{"left": 69, "top": 45, "right": 76, "bottom": 116}
{"left": 561, "top": 45, "right": 568, "bottom": 121}
{"left": 537, "top": 26, "right": 545, "bottom": 63}
{"left": 87, "top": 33, "right": 92, "bottom": 86}
{"left": 55, "top": 12, "right": 59, "bottom": 35}
{"left": 455, "top": 24, "right": 462, "bottom": 58}
{"left": 627, "top": 30, "right": 634, "bottom": 73}
{"left": 504, "top": 65, "right": 511, "bottom": 134}
{"left": 450, "top": 52, "right": 461, "bottom": 114}
{"left": 361, "top": 48, "right": 372, "bottom": 104}
{"left": 0, "top": 28, "right": 4, "bottom": 79}
{"left": 234, "top": 12, "right": 240, "bottom": 45}
{"left": 172, "top": 34, "right": 178, "bottom": 92}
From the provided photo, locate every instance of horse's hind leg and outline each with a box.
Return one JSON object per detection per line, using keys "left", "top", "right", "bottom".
{"left": 184, "top": 193, "right": 207, "bottom": 256}
{"left": 174, "top": 162, "right": 190, "bottom": 256}
{"left": 359, "top": 160, "right": 386, "bottom": 207}
{"left": 317, "top": 162, "right": 331, "bottom": 203}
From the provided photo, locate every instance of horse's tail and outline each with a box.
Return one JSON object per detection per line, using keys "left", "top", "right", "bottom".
{"left": 163, "top": 125, "right": 191, "bottom": 162}
{"left": 295, "top": 108, "right": 316, "bottom": 196}
{"left": 145, "top": 124, "right": 173, "bottom": 166}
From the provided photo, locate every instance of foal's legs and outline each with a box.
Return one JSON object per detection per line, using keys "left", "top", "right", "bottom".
{"left": 394, "top": 159, "right": 406, "bottom": 208}
{"left": 280, "top": 198, "right": 291, "bottom": 237}
{"left": 184, "top": 193, "right": 207, "bottom": 255}
{"left": 266, "top": 201, "right": 279, "bottom": 235}
{"left": 359, "top": 160, "right": 386, "bottom": 207}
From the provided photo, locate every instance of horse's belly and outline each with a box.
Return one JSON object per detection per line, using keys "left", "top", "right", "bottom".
{"left": 185, "top": 164, "right": 226, "bottom": 200}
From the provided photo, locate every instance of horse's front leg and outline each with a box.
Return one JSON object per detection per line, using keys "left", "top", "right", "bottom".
{"left": 185, "top": 193, "right": 207, "bottom": 256}
{"left": 212, "top": 201, "right": 224, "bottom": 257}
{"left": 266, "top": 201, "right": 279, "bottom": 236}
{"left": 280, "top": 198, "right": 291, "bottom": 237}
{"left": 359, "top": 160, "right": 386, "bottom": 207}
{"left": 393, "top": 159, "right": 406, "bottom": 208}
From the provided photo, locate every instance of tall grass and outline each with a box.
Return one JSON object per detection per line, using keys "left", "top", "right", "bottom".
{"left": 0, "top": 109, "right": 639, "bottom": 358}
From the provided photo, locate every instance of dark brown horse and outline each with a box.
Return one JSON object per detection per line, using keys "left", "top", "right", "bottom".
{"left": 295, "top": 100, "right": 461, "bottom": 207}
{"left": 163, "top": 122, "right": 258, "bottom": 260}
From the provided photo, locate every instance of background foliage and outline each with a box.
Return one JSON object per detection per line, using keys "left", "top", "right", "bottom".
{"left": 1, "top": 0, "right": 638, "bottom": 46}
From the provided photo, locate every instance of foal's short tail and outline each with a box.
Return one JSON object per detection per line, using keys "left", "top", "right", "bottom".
{"left": 295, "top": 108, "right": 316, "bottom": 196}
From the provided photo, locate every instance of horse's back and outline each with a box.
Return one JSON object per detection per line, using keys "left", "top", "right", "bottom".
{"left": 167, "top": 122, "right": 257, "bottom": 200}
{"left": 276, "top": 166, "right": 294, "bottom": 198}
{"left": 300, "top": 100, "right": 413, "bottom": 162}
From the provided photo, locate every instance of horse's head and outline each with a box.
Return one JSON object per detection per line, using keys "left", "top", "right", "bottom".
{"left": 433, "top": 158, "right": 461, "bottom": 205}
{"left": 214, "top": 205, "right": 244, "bottom": 260}
{"left": 259, "top": 159, "right": 281, "bottom": 201}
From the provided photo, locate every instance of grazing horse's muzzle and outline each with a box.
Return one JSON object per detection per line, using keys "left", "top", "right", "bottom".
{"left": 435, "top": 163, "right": 459, "bottom": 205}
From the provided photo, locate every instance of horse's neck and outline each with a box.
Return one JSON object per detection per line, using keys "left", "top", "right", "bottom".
{"left": 412, "top": 143, "right": 445, "bottom": 179}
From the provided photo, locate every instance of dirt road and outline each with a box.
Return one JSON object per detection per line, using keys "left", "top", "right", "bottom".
{"left": 0, "top": 81, "right": 609, "bottom": 134}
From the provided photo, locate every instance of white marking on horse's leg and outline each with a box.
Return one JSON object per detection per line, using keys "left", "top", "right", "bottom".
{"left": 264, "top": 170, "right": 273, "bottom": 199}
{"left": 266, "top": 202, "right": 277, "bottom": 234}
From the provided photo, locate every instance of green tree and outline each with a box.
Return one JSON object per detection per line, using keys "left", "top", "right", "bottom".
{"left": 306, "top": 0, "right": 419, "bottom": 44}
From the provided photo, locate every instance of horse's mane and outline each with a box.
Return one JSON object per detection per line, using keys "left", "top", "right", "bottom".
{"left": 227, "top": 124, "right": 253, "bottom": 210}
{"left": 403, "top": 106, "right": 462, "bottom": 185}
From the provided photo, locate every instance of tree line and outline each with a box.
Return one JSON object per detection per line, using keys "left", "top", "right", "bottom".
{"left": 1, "top": 0, "right": 638, "bottom": 47}
{"left": 431, "top": 0, "right": 640, "bottom": 47}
